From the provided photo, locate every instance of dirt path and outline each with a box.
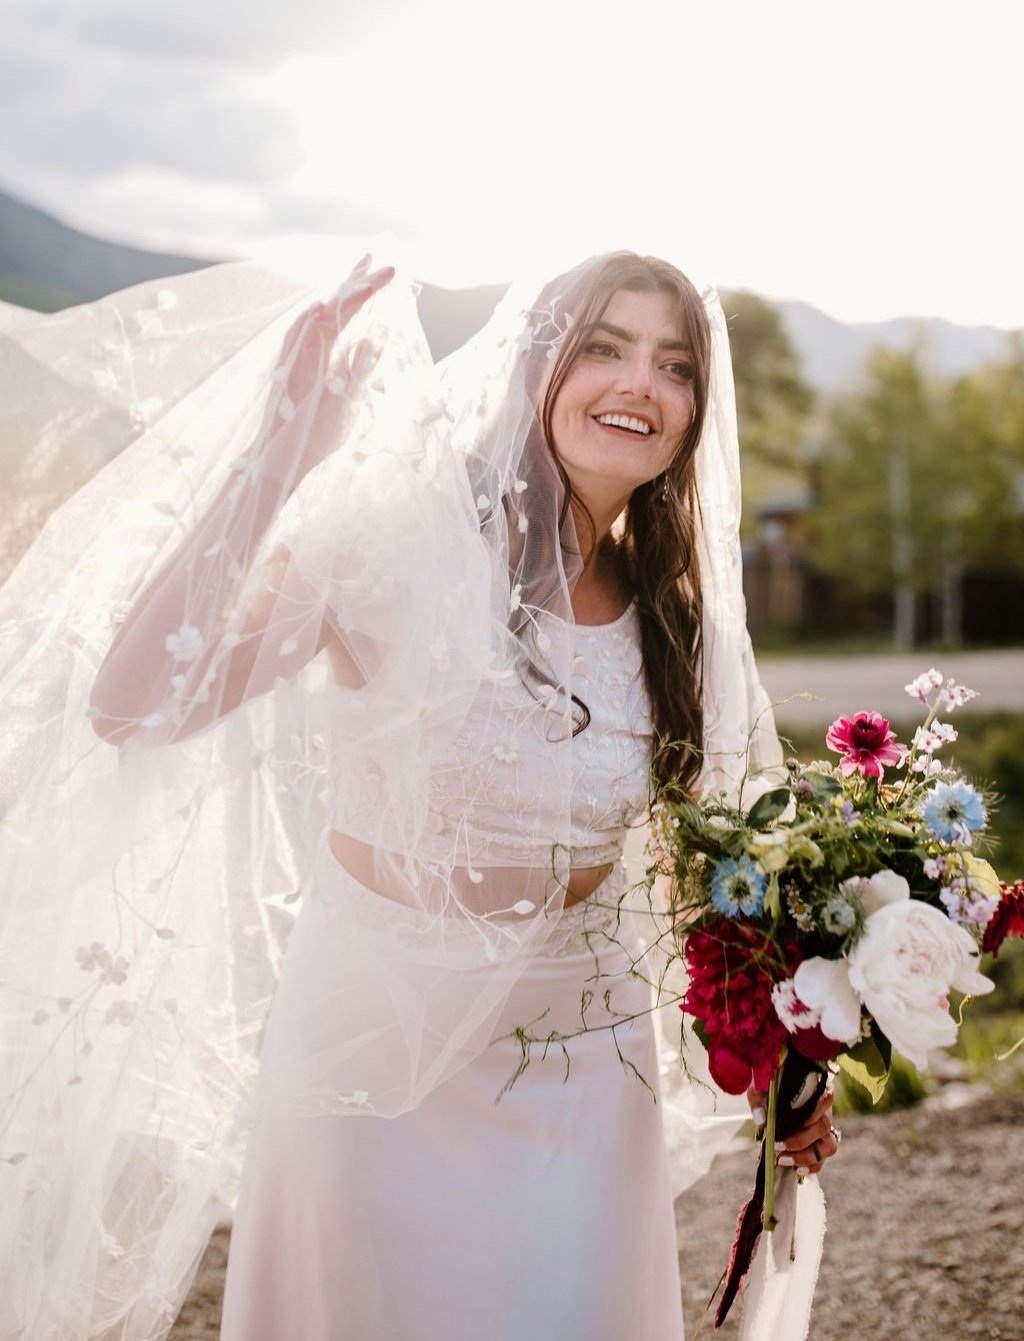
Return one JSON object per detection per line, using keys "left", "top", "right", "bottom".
{"left": 170, "top": 1086, "right": 1024, "bottom": 1339}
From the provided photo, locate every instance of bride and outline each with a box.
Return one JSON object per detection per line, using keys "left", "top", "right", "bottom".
{"left": 0, "top": 246, "right": 836, "bottom": 1339}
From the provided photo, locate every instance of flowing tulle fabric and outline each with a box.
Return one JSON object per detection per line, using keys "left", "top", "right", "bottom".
{"left": 0, "top": 242, "right": 794, "bottom": 1339}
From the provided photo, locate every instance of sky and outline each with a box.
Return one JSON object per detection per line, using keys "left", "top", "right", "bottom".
{"left": 2, "top": 0, "right": 1021, "bottom": 328}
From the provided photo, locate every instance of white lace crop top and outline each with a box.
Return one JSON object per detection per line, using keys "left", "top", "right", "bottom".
{"left": 328, "top": 601, "right": 654, "bottom": 870}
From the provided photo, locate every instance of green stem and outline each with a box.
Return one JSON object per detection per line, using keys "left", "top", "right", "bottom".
{"left": 763, "top": 1056, "right": 784, "bottom": 1232}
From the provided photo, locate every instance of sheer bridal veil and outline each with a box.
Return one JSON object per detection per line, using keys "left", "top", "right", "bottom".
{"left": 0, "top": 241, "right": 797, "bottom": 1338}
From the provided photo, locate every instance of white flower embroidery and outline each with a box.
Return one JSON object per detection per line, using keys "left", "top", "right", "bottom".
{"left": 165, "top": 625, "right": 203, "bottom": 662}
{"left": 493, "top": 736, "right": 519, "bottom": 764}
{"left": 105, "top": 1000, "right": 137, "bottom": 1027}
{"left": 76, "top": 942, "right": 130, "bottom": 985}
{"left": 230, "top": 453, "right": 264, "bottom": 486}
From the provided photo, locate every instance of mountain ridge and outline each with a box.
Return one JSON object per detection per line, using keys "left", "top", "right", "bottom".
{"left": 0, "top": 185, "right": 1017, "bottom": 388}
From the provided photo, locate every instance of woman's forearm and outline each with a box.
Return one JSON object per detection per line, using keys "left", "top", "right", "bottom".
{"left": 88, "top": 418, "right": 309, "bottom": 739}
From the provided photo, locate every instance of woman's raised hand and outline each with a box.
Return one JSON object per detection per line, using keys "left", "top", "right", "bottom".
{"left": 276, "top": 257, "right": 395, "bottom": 403}
{"left": 266, "top": 257, "right": 396, "bottom": 480}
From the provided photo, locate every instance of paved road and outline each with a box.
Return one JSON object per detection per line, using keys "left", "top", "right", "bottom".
{"left": 756, "top": 648, "right": 1023, "bottom": 727}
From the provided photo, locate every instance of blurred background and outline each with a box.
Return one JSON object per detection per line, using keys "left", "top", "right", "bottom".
{"left": 1, "top": 0, "right": 1021, "bottom": 1088}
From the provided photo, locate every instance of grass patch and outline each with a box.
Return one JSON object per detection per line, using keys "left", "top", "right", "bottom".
{"left": 953, "top": 1007, "right": 1024, "bottom": 1094}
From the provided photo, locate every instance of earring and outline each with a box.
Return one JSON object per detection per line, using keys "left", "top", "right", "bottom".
{"left": 661, "top": 473, "right": 670, "bottom": 503}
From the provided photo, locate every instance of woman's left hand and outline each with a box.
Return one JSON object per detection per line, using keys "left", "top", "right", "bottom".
{"left": 746, "top": 1083, "right": 841, "bottom": 1176}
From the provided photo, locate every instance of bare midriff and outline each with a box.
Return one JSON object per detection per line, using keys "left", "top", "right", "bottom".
{"left": 327, "top": 829, "right": 613, "bottom": 911}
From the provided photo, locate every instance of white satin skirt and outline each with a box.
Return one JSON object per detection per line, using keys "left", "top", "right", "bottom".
{"left": 221, "top": 864, "right": 685, "bottom": 1341}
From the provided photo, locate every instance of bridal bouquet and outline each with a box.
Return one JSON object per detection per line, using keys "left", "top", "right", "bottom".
{"left": 651, "top": 668, "right": 1023, "bottom": 1326}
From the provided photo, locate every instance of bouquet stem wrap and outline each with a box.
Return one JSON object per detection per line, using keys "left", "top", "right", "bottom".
{"left": 717, "top": 1050, "right": 827, "bottom": 1329}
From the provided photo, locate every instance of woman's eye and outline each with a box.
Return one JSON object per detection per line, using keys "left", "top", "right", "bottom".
{"left": 585, "top": 341, "right": 617, "bottom": 357}
{"left": 666, "top": 361, "right": 695, "bottom": 380}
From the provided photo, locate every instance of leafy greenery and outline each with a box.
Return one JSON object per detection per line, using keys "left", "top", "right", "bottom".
{"left": 720, "top": 289, "right": 814, "bottom": 528}
{"left": 809, "top": 342, "right": 1024, "bottom": 645}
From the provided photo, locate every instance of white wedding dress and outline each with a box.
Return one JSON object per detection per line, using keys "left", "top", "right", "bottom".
{"left": 221, "top": 606, "right": 687, "bottom": 1340}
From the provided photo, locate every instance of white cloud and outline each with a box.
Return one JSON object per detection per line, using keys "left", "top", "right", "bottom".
{"left": 7, "top": 0, "right": 406, "bottom": 66}
{"left": 0, "top": 0, "right": 1021, "bottom": 326}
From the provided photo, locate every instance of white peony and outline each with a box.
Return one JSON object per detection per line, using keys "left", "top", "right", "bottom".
{"left": 847, "top": 899, "right": 993, "bottom": 1069}
{"left": 840, "top": 868, "right": 909, "bottom": 917}
{"left": 783, "top": 865, "right": 994, "bottom": 1066}
{"left": 791, "top": 956, "right": 862, "bottom": 1045}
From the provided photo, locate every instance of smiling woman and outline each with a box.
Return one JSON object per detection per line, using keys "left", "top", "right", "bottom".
{"left": 0, "top": 245, "right": 832, "bottom": 1341}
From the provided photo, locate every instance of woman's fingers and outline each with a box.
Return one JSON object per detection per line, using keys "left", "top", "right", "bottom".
{"left": 778, "top": 1120, "right": 841, "bottom": 1173}
{"left": 330, "top": 265, "right": 395, "bottom": 331}
{"left": 274, "top": 262, "right": 394, "bottom": 411}
{"left": 747, "top": 1079, "right": 842, "bottom": 1171}
{"left": 746, "top": 1087, "right": 768, "bottom": 1128}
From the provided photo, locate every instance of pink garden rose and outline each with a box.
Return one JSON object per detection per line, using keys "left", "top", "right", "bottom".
{"left": 826, "top": 711, "right": 907, "bottom": 780}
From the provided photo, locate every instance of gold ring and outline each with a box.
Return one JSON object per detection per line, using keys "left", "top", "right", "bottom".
{"left": 830, "top": 1125, "right": 842, "bottom": 1145}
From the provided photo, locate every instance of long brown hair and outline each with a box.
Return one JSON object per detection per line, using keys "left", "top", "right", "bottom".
{"left": 538, "top": 254, "right": 712, "bottom": 797}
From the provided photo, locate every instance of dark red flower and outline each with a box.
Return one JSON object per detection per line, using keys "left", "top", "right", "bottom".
{"left": 789, "top": 1023, "right": 843, "bottom": 1063}
{"left": 826, "top": 711, "right": 907, "bottom": 779}
{"left": 982, "top": 880, "right": 1024, "bottom": 958}
{"left": 681, "top": 918, "right": 791, "bottom": 1094}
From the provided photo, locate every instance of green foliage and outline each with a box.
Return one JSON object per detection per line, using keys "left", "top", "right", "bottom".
{"left": 720, "top": 290, "right": 814, "bottom": 524}
{"left": 836, "top": 1029, "right": 891, "bottom": 1105}
{"left": 811, "top": 342, "right": 1024, "bottom": 614}
{"left": 835, "top": 1049, "right": 930, "bottom": 1114}
{"left": 746, "top": 787, "right": 792, "bottom": 828}
{"left": 0, "top": 276, "right": 80, "bottom": 312}
{"left": 721, "top": 290, "right": 814, "bottom": 471}
{"left": 953, "top": 1005, "right": 1024, "bottom": 1094}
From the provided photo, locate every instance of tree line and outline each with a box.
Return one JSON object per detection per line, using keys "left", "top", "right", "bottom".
{"left": 723, "top": 292, "right": 1024, "bottom": 648}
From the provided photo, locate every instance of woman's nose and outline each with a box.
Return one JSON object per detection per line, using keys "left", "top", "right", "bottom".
{"left": 615, "top": 353, "right": 654, "bottom": 397}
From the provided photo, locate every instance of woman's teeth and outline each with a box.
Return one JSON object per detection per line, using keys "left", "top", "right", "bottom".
{"left": 595, "top": 413, "right": 652, "bottom": 436}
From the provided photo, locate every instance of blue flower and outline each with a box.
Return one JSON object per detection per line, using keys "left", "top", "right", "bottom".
{"left": 710, "top": 856, "right": 767, "bottom": 918}
{"left": 922, "top": 781, "right": 987, "bottom": 845}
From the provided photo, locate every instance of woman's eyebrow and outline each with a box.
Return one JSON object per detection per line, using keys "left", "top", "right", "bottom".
{"left": 593, "top": 320, "right": 690, "bottom": 353}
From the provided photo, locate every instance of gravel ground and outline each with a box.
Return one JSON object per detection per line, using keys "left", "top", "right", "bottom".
{"left": 170, "top": 1085, "right": 1024, "bottom": 1340}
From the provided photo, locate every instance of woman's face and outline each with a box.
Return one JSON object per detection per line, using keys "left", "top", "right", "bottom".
{"left": 548, "top": 286, "right": 696, "bottom": 502}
